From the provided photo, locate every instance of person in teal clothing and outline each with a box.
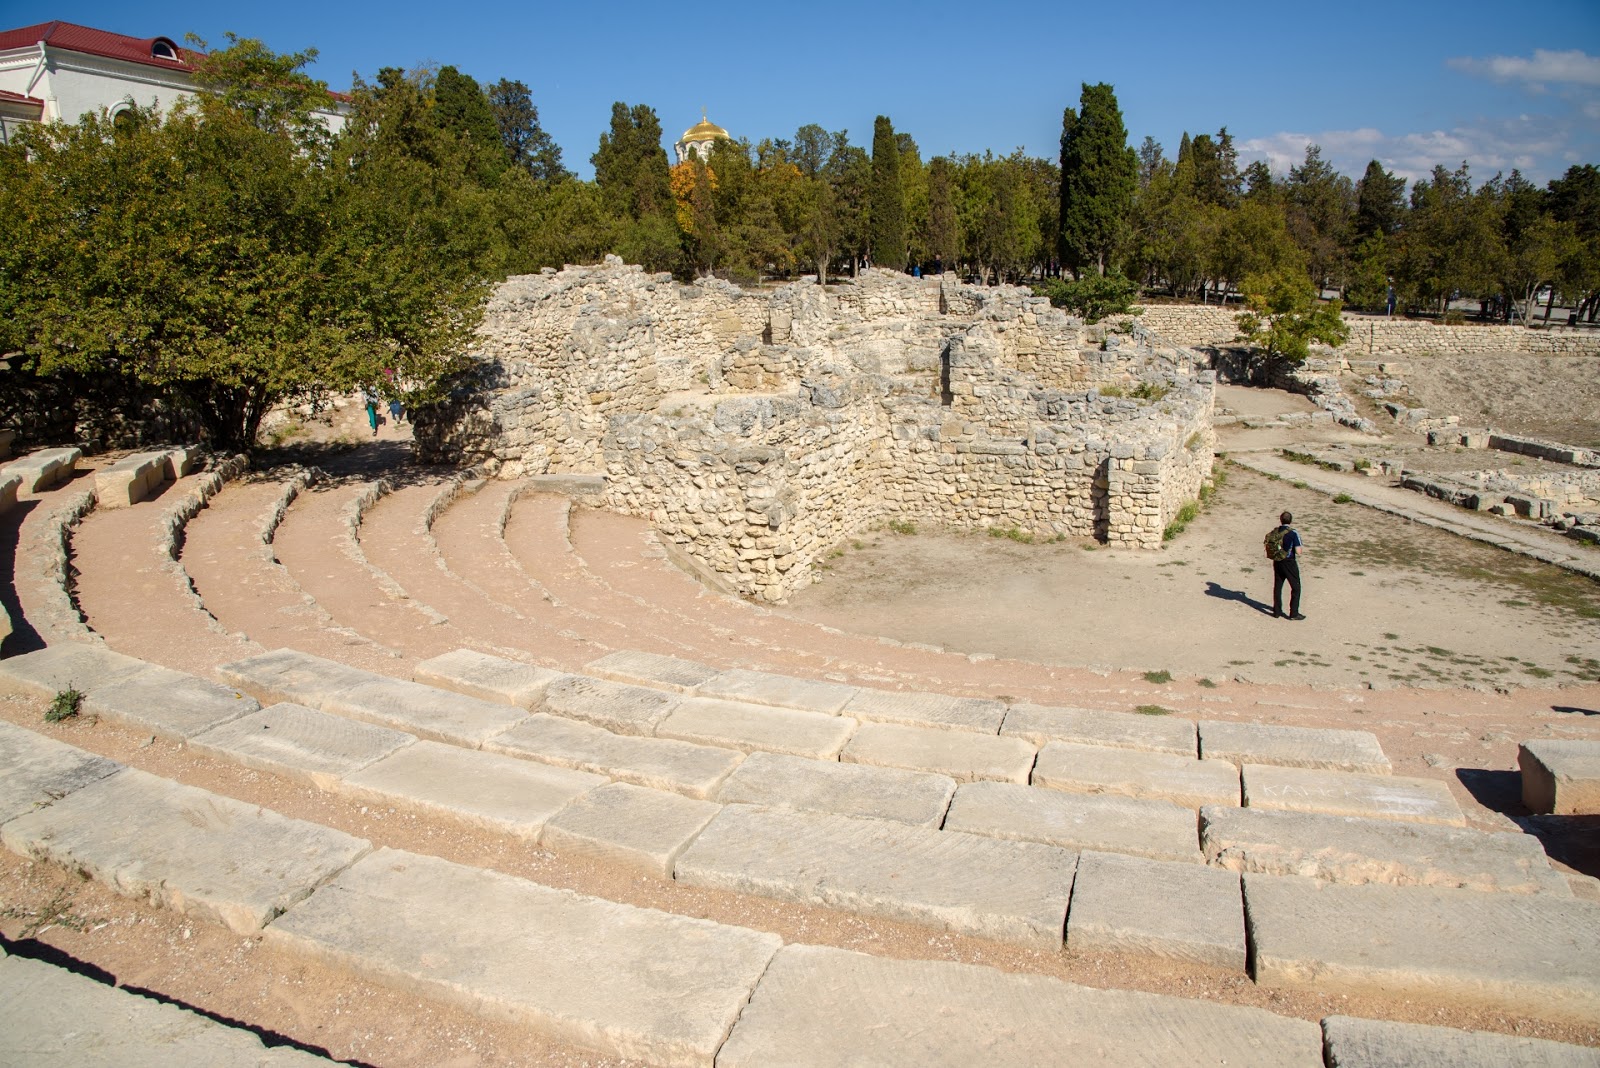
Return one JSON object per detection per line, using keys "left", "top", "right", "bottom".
{"left": 362, "top": 386, "right": 380, "bottom": 436}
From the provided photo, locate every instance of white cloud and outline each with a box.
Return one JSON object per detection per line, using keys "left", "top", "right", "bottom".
{"left": 1448, "top": 48, "right": 1600, "bottom": 89}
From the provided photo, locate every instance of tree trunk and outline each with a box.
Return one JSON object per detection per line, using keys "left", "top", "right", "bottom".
{"left": 1543, "top": 284, "right": 1556, "bottom": 324}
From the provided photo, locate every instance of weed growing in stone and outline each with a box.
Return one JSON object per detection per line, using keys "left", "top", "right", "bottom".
{"left": 1142, "top": 669, "right": 1173, "bottom": 684}
{"left": 888, "top": 519, "right": 917, "bottom": 535}
{"left": 1163, "top": 501, "right": 1201, "bottom": 542}
{"left": 1197, "top": 677, "right": 1217, "bottom": 688}
{"left": 46, "top": 686, "right": 83, "bottom": 723}
{"left": 1134, "top": 704, "right": 1173, "bottom": 715}
{"left": 1334, "top": 493, "right": 1354, "bottom": 504}
{"left": 989, "top": 527, "right": 1034, "bottom": 543}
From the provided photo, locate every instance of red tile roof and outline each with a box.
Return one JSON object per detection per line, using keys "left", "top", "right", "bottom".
{"left": 0, "top": 21, "right": 199, "bottom": 71}
{"left": 0, "top": 88, "right": 45, "bottom": 105}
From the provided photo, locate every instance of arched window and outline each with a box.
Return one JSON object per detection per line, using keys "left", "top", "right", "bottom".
{"left": 111, "top": 102, "right": 139, "bottom": 137}
{"left": 151, "top": 38, "right": 179, "bottom": 61}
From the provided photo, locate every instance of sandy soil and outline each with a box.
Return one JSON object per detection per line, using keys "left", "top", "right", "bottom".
{"left": 1378, "top": 352, "right": 1600, "bottom": 446}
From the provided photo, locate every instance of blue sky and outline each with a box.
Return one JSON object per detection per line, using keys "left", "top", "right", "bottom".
{"left": 14, "top": 0, "right": 1600, "bottom": 185}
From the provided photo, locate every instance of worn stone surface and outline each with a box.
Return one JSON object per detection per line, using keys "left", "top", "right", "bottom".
{"left": 1243, "top": 764, "right": 1467, "bottom": 827}
{"left": 1200, "top": 721, "right": 1390, "bottom": 774}
{"left": 484, "top": 713, "right": 742, "bottom": 798}
{"left": 655, "top": 697, "right": 855, "bottom": 758}
{"left": 340, "top": 740, "right": 604, "bottom": 840}
{"left": 322, "top": 678, "right": 527, "bottom": 748}
{"left": 0, "top": 951, "right": 332, "bottom": 1066}
{"left": 842, "top": 688, "right": 1006, "bottom": 733}
{"left": 1520, "top": 740, "right": 1600, "bottom": 815}
{"left": 583, "top": 650, "right": 719, "bottom": 693}
{"left": 1066, "top": 850, "right": 1245, "bottom": 970}
{"left": 0, "top": 643, "right": 149, "bottom": 701}
{"left": 944, "top": 781, "right": 1202, "bottom": 863}
{"left": 3, "top": 446, "right": 81, "bottom": 492}
{"left": 713, "top": 751, "right": 956, "bottom": 827}
{"left": 265, "top": 847, "right": 780, "bottom": 1068}
{"left": 540, "top": 674, "right": 680, "bottom": 736}
{"left": 1321, "top": 1014, "right": 1600, "bottom": 1067}
{"left": 1202, "top": 805, "right": 1569, "bottom": 894}
{"left": 540, "top": 781, "right": 719, "bottom": 877}
{"left": 216, "top": 648, "right": 372, "bottom": 709}
{"left": 189, "top": 703, "right": 413, "bottom": 790}
{"left": 674, "top": 804, "right": 1076, "bottom": 947}
{"left": 1245, "top": 873, "right": 1600, "bottom": 1023}
{"left": 82, "top": 665, "right": 259, "bottom": 740}
{"left": 1003, "top": 703, "right": 1197, "bottom": 756}
{"left": 842, "top": 721, "right": 1037, "bottom": 783}
{"left": 2, "top": 768, "right": 369, "bottom": 934}
{"left": 413, "top": 649, "right": 563, "bottom": 707}
{"left": 1032, "top": 742, "right": 1238, "bottom": 808}
{"left": 0, "top": 719, "right": 122, "bottom": 824}
{"left": 695, "top": 668, "right": 857, "bottom": 714}
{"left": 717, "top": 943, "right": 1323, "bottom": 1067}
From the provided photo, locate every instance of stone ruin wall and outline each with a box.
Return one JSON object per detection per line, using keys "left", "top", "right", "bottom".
{"left": 1115, "top": 304, "right": 1600, "bottom": 358}
{"left": 417, "top": 259, "right": 1215, "bottom": 601}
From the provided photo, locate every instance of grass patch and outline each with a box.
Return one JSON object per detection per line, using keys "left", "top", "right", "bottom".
{"left": 1142, "top": 669, "right": 1173, "bottom": 684}
{"left": 1523, "top": 666, "right": 1555, "bottom": 679}
{"left": 1384, "top": 632, "right": 1399, "bottom": 640}
{"left": 1163, "top": 501, "right": 1201, "bottom": 542}
{"left": 1134, "top": 704, "right": 1174, "bottom": 716}
{"left": 1333, "top": 492, "right": 1354, "bottom": 504}
{"left": 46, "top": 687, "right": 83, "bottom": 723}
{"left": 988, "top": 527, "right": 1034, "bottom": 544}
{"left": 1131, "top": 382, "right": 1170, "bottom": 402}
{"left": 1353, "top": 458, "right": 1372, "bottom": 472}
{"left": 888, "top": 518, "right": 917, "bottom": 535}
{"left": 1292, "top": 480, "right": 1309, "bottom": 490}
{"left": 1197, "top": 677, "right": 1217, "bottom": 688}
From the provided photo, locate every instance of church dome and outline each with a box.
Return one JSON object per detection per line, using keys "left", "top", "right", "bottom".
{"left": 680, "top": 110, "right": 729, "bottom": 144}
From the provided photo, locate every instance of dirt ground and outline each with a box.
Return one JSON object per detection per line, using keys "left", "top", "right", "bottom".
{"left": 1376, "top": 351, "right": 1600, "bottom": 446}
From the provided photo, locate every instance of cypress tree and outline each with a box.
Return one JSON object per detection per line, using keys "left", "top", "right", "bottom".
{"left": 1057, "top": 83, "right": 1136, "bottom": 276}
{"left": 869, "top": 115, "right": 906, "bottom": 269}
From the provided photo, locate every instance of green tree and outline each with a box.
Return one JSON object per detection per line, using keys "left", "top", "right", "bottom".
{"left": 926, "top": 156, "right": 959, "bottom": 270}
{"left": 433, "top": 65, "right": 507, "bottom": 181}
{"left": 1235, "top": 268, "right": 1349, "bottom": 372}
{"left": 869, "top": 115, "right": 906, "bottom": 269}
{"left": 592, "top": 102, "right": 679, "bottom": 271}
{"left": 487, "top": 78, "right": 569, "bottom": 182}
{"left": 1285, "top": 144, "right": 1353, "bottom": 293}
{"left": 1353, "top": 159, "right": 1405, "bottom": 238}
{"left": 1058, "top": 82, "right": 1137, "bottom": 276}
{"left": 1344, "top": 232, "right": 1390, "bottom": 312}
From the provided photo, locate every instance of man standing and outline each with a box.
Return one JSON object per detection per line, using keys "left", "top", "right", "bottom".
{"left": 1266, "top": 511, "right": 1305, "bottom": 620}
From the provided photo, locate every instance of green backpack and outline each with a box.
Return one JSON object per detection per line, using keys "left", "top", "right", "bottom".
{"left": 1264, "top": 526, "right": 1289, "bottom": 562}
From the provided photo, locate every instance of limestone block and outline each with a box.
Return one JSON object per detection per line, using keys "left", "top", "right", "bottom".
{"left": 540, "top": 781, "right": 719, "bottom": 876}
{"left": 655, "top": 696, "right": 855, "bottom": 758}
{"left": 0, "top": 719, "right": 122, "bottom": 824}
{"left": 1200, "top": 720, "right": 1390, "bottom": 774}
{"left": 485, "top": 712, "right": 742, "bottom": 798}
{"left": 695, "top": 667, "right": 857, "bottom": 713}
{"left": 1245, "top": 873, "right": 1600, "bottom": 1024}
{"left": 676, "top": 804, "right": 1077, "bottom": 947}
{"left": 945, "top": 781, "right": 1202, "bottom": 863}
{"left": 190, "top": 703, "right": 415, "bottom": 790}
{"left": 1033, "top": 742, "right": 1239, "bottom": 808}
{"left": 0, "top": 952, "right": 332, "bottom": 1066}
{"left": 413, "top": 648, "right": 563, "bottom": 707}
{"left": 2, "top": 446, "right": 81, "bottom": 492}
{"left": 1520, "top": 740, "right": 1600, "bottom": 815}
{"left": 1321, "top": 1014, "right": 1600, "bottom": 1067}
{"left": 0, "top": 473, "right": 19, "bottom": 515}
{"left": 842, "top": 687, "right": 1006, "bottom": 733}
{"left": 161, "top": 445, "right": 202, "bottom": 478}
{"left": 713, "top": 750, "right": 956, "bottom": 827}
{"left": 717, "top": 944, "right": 1322, "bottom": 1067}
{"left": 1243, "top": 764, "right": 1466, "bottom": 827}
{"left": 1202, "top": 805, "right": 1569, "bottom": 894}
{"left": 319, "top": 677, "right": 526, "bottom": 748}
{"left": 540, "top": 673, "right": 679, "bottom": 736}
{"left": 265, "top": 847, "right": 780, "bottom": 1068}
{"left": 0, "top": 642, "right": 149, "bottom": 702}
{"left": 584, "top": 649, "right": 720, "bottom": 693}
{"left": 1002, "top": 702, "right": 1197, "bottom": 756}
{"left": 1067, "top": 850, "right": 1245, "bottom": 969}
{"left": 216, "top": 648, "right": 373, "bottom": 709}
{"left": 94, "top": 451, "right": 168, "bottom": 508}
{"left": 81, "top": 664, "right": 259, "bottom": 740}
{"left": 842, "top": 721, "right": 1036, "bottom": 783}
{"left": 341, "top": 739, "right": 604, "bottom": 840}
{"left": 2, "top": 768, "right": 369, "bottom": 934}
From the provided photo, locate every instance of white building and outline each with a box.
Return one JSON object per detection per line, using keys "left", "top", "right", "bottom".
{"left": 0, "top": 20, "right": 345, "bottom": 144}
{"left": 674, "top": 110, "right": 731, "bottom": 164}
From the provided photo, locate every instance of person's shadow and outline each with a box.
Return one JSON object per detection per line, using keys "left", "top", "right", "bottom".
{"left": 1204, "top": 581, "right": 1276, "bottom": 616}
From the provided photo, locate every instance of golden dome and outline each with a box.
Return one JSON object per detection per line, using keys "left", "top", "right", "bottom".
{"left": 680, "top": 109, "right": 729, "bottom": 144}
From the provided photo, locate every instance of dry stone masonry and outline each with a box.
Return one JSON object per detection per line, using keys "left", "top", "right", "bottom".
{"left": 417, "top": 259, "right": 1216, "bottom": 601}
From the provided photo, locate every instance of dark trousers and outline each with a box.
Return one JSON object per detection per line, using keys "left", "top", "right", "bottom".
{"left": 1272, "top": 558, "right": 1302, "bottom": 616}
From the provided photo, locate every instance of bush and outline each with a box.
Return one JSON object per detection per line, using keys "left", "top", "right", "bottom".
{"left": 1032, "top": 272, "right": 1141, "bottom": 324}
{"left": 46, "top": 687, "right": 83, "bottom": 723}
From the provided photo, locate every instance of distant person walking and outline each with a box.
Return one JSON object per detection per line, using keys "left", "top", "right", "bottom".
{"left": 362, "top": 386, "right": 380, "bottom": 436}
{"left": 388, "top": 397, "right": 404, "bottom": 425}
{"left": 1264, "top": 511, "right": 1305, "bottom": 619}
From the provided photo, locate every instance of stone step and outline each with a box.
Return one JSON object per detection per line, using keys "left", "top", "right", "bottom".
{"left": 841, "top": 687, "right": 1007, "bottom": 733}
{"left": 1244, "top": 873, "right": 1600, "bottom": 1024}
{"left": 655, "top": 696, "right": 856, "bottom": 758}
{"left": 1002, "top": 701, "right": 1198, "bottom": 756}
{"left": 540, "top": 780, "right": 719, "bottom": 877}
{"left": 695, "top": 667, "right": 858, "bottom": 714}
{"left": 189, "top": 702, "right": 415, "bottom": 790}
{"left": 713, "top": 750, "right": 956, "bottom": 827}
{"left": 1065, "top": 850, "right": 1246, "bottom": 970}
{"left": 0, "top": 718, "right": 121, "bottom": 823}
{"left": 584, "top": 648, "right": 720, "bottom": 692}
{"left": 674, "top": 804, "right": 1076, "bottom": 948}
{"left": 215, "top": 647, "right": 373, "bottom": 708}
{"left": 1519, "top": 739, "right": 1600, "bottom": 815}
{"left": 1200, "top": 720, "right": 1391, "bottom": 774}
{"left": 1243, "top": 764, "right": 1467, "bottom": 826}
{"left": 1320, "top": 1014, "right": 1600, "bottom": 1067}
{"left": 93, "top": 449, "right": 177, "bottom": 509}
{"left": 0, "top": 949, "right": 332, "bottom": 1066}
{"left": 540, "top": 672, "right": 681, "bottom": 735}
{"left": 82, "top": 663, "right": 261, "bottom": 740}
{"left": 1032, "top": 741, "right": 1239, "bottom": 808}
{"left": 0, "top": 642, "right": 150, "bottom": 702}
{"left": 485, "top": 712, "right": 743, "bottom": 799}
{"left": 842, "top": 721, "right": 1037, "bottom": 783}
{"left": 265, "top": 846, "right": 780, "bottom": 1068}
{"left": 716, "top": 943, "right": 1323, "bottom": 1067}
{"left": 3, "top": 446, "right": 81, "bottom": 492}
{"left": 413, "top": 648, "right": 563, "bottom": 707}
{"left": 944, "top": 780, "right": 1203, "bottom": 864}
{"left": 1201, "top": 805, "right": 1570, "bottom": 895}
{"left": 1, "top": 766, "right": 369, "bottom": 935}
